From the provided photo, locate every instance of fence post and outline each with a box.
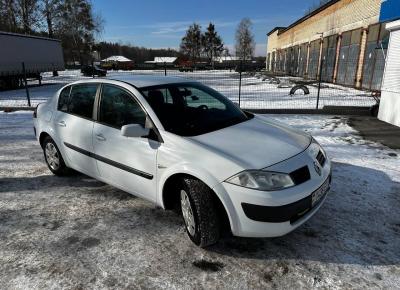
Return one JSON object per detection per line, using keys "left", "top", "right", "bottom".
{"left": 316, "top": 57, "right": 323, "bottom": 110}
{"left": 238, "top": 60, "right": 242, "bottom": 107}
{"left": 164, "top": 62, "right": 167, "bottom": 76}
{"left": 92, "top": 60, "right": 95, "bottom": 78}
{"left": 22, "top": 62, "right": 31, "bottom": 107}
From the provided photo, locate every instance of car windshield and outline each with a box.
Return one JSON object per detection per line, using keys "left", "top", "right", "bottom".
{"left": 140, "top": 82, "right": 252, "bottom": 136}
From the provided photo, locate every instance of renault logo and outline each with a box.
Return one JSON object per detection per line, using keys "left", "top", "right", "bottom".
{"left": 314, "top": 161, "right": 322, "bottom": 176}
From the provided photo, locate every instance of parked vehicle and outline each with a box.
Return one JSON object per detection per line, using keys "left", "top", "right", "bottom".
{"left": 0, "top": 31, "right": 64, "bottom": 90}
{"left": 178, "top": 66, "right": 194, "bottom": 72}
{"left": 81, "top": 65, "right": 107, "bottom": 77}
{"left": 33, "top": 76, "right": 331, "bottom": 247}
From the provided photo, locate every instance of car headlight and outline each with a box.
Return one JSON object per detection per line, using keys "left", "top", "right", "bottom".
{"left": 309, "top": 137, "right": 326, "bottom": 157}
{"left": 226, "top": 170, "right": 295, "bottom": 191}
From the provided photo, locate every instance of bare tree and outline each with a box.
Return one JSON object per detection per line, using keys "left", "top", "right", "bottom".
{"left": 0, "top": 0, "right": 18, "bottom": 32}
{"left": 235, "top": 18, "right": 255, "bottom": 61}
{"left": 39, "top": 0, "right": 61, "bottom": 37}
{"left": 58, "top": 0, "right": 103, "bottom": 63}
{"left": 15, "top": 0, "right": 40, "bottom": 33}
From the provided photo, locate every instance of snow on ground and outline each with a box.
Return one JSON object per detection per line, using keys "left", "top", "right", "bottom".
{"left": 0, "top": 112, "right": 399, "bottom": 289}
{"left": 0, "top": 70, "right": 376, "bottom": 109}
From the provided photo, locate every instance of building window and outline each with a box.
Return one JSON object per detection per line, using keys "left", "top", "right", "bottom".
{"left": 362, "top": 23, "right": 389, "bottom": 90}
{"left": 336, "top": 29, "right": 362, "bottom": 86}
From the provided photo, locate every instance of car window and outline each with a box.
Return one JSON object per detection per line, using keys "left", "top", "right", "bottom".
{"left": 183, "top": 87, "right": 226, "bottom": 110}
{"left": 140, "top": 82, "right": 250, "bottom": 136}
{"left": 141, "top": 87, "right": 173, "bottom": 104}
{"left": 99, "top": 84, "right": 146, "bottom": 129}
{"left": 68, "top": 84, "right": 98, "bottom": 119}
{"left": 57, "top": 86, "right": 71, "bottom": 112}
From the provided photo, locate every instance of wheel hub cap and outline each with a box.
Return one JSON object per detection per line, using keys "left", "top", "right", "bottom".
{"left": 45, "top": 143, "right": 60, "bottom": 170}
{"left": 180, "top": 190, "right": 196, "bottom": 236}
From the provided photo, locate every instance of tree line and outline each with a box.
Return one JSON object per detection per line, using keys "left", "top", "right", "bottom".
{"left": 0, "top": 0, "right": 104, "bottom": 64}
{"left": 94, "top": 42, "right": 179, "bottom": 64}
{"left": 180, "top": 18, "right": 256, "bottom": 65}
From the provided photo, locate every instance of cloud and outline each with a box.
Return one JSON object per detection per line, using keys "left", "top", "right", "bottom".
{"left": 145, "top": 20, "right": 238, "bottom": 36}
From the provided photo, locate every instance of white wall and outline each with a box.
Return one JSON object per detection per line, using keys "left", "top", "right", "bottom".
{"left": 378, "top": 20, "right": 400, "bottom": 127}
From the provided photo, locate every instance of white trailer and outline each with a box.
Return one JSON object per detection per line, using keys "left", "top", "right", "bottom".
{"left": 0, "top": 31, "right": 64, "bottom": 89}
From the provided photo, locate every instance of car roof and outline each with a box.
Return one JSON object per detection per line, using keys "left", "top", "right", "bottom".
{"left": 106, "top": 75, "right": 195, "bottom": 88}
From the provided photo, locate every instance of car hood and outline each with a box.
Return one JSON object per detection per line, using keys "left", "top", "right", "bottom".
{"left": 189, "top": 115, "right": 311, "bottom": 169}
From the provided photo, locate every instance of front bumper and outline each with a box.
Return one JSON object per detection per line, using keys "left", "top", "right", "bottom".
{"left": 212, "top": 147, "right": 332, "bottom": 238}
{"left": 241, "top": 174, "right": 331, "bottom": 223}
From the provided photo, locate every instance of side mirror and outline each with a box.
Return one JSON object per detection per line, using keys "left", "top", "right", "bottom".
{"left": 121, "top": 124, "right": 150, "bottom": 138}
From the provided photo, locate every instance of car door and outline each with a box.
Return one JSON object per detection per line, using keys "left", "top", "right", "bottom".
{"left": 93, "top": 84, "right": 159, "bottom": 202}
{"left": 54, "top": 83, "right": 99, "bottom": 177}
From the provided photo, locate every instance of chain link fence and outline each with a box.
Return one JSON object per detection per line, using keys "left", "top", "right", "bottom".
{"left": 0, "top": 60, "right": 379, "bottom": 113}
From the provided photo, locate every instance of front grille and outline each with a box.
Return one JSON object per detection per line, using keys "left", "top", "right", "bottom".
{"left": 290, "top": 166, "right": 310, "bottom": 185}
{"left": 316, "top": 150, "right": 326, "bottom": 167}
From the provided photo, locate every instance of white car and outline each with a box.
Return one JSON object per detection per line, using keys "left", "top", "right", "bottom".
{"left": 33, "top": 76, "right": 331, "bottom": 247}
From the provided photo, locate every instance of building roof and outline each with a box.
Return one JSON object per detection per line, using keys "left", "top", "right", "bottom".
{"left": 145, "top": 57, "right": 178, "bottom": 64}
{"left": 212, "top": 56, "right": 240, "bottom": 62}
{"left": 267, "top": 27, "right": 286, "bottom": 36}
{"left": 101, "top": 55, "right": 132, "bottom": 62}
{"left": 268, "top": 0, "right": 340, "bottom": 36}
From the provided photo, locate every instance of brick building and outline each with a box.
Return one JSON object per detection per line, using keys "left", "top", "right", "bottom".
{"left": 266, "top": 0, "right": 387, "bottom": 90}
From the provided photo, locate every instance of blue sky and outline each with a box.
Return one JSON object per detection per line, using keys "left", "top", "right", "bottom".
{"left": 93, "top": 0, "right": 317, "bottom": 56}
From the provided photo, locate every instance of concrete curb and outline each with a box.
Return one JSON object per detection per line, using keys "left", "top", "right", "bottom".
{"left": 246, "top": 106, "right": 372, "bottom": 116}
{"left": 0, "top": 106, "right": 35, "bottom": 112}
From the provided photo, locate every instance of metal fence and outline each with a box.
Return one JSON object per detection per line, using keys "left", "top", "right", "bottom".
{"left": 0, "top": 60, "right": 380, "bottom": 113}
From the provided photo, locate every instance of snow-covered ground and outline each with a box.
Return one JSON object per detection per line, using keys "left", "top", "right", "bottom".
{"left": 0, "top": 111, "right": 399, "bottom": 289}
{"left": 0, "top": 70, "right": 376, "bottom": 109}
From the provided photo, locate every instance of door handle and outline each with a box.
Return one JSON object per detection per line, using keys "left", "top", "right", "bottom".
{"left": 95, "top": 134, "right": 106, "bottom": 141}
{"left": 57, "top": 121, "right": 66, "bottom": 127}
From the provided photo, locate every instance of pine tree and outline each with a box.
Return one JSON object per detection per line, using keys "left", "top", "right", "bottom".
{"left": 202, "top": 23, "right": 224, "bottom": 67}
{"left": 180, "top": 23, "right": 202, "bottom": 65}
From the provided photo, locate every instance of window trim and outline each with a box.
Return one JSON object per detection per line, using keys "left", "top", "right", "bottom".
{"left": 95, "top": 83, "right": 147, "bottom": 130}
{"left": 57, "top": 83, "right": 100, "bottom": 121}
{"left": 57, "top": 85, "right": 72, "bottom": 112}
{"left": 95, "top": 83, "right": 164, "bottom": 142}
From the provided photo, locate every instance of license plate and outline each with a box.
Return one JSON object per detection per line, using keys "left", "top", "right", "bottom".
{"left": 312, "top": 178, "right": 330, "bottom": 206}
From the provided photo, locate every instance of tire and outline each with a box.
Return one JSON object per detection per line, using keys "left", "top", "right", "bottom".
{"left": 179, "top": 177, "right": 220, "bottom": 247}
{"left": 370, "top": 104, "right": 379, "bottom": 117}
{"left": 42, "top": 136, "right": 69, "bottom": 176}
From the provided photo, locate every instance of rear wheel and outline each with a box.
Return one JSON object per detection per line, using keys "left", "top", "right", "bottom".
{"left": 42, "top": 136, "right": 69, "bottom": 176}
{"left": 179, "top": 177, "right": 220, "bottom": 247}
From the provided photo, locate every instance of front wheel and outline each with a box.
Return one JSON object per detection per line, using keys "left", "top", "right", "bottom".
{"left": 42, "top": 136, "right": 69, "bottom": 176}
{"left": 180, "top": 178, "right": 220, "bottom": 247}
